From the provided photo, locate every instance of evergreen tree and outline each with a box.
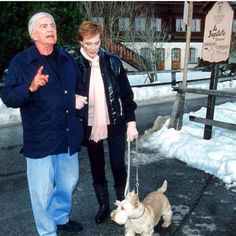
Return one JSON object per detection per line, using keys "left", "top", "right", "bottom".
{"left": 0, "top": 2, "right": 84, "bottom": 78}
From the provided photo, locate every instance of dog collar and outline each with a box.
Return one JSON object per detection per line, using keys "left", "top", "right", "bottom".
{"left": 130, "top": 206, "right": 145, "bottom": 220}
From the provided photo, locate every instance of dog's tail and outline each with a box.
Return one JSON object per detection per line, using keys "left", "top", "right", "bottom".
{"left": 157, "top": 180, "right": 167, "bottom": 193}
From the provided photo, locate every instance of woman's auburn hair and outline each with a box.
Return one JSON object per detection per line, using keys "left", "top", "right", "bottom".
{"left": 77, "top": 20, "right": 102, "bottom": 42}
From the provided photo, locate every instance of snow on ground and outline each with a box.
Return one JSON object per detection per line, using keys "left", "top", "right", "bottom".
{"left": 1, "top": 71, "right": 236, "bottom": 188}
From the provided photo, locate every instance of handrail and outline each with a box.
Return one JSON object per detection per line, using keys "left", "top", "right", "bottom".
{"left": 102, "top": 35, "right": 146, "bottom": 70}
{"left": 131, "top": 76, "right": 235, "bottom": 88}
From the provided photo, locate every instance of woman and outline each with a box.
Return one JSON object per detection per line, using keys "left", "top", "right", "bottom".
{"left": 75, "top": 20, "right": 138, "bottom": 224}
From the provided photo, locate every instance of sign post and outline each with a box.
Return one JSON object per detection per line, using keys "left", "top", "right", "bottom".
{"left": 201, "top": 1, "right": 233, "bottom": 139}
{"left": 177, "top": 1, "right": 193, "bottom": 130}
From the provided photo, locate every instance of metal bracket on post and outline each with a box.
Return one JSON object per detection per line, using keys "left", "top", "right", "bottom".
{"left": 168, "top": 91, "right": 182, "bottom": 129}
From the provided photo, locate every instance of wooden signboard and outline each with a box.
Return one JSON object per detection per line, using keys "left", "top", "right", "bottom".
{"left": 202, "top": 1, "right": 234, "bottom": 63}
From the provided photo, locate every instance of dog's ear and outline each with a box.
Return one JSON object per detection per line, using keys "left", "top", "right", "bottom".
{"left": 115, "top": 200, "right": 121, "bottom": 206}
{"left": 130, "top": 190, "right": 136, "bottom": 196}
{"left": 130, "top": 193, "right": 139, "bottom": 208}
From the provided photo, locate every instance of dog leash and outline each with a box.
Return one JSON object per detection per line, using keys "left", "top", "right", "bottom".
{"left": 124, "top": 138, "right": 139, "bottom": 198}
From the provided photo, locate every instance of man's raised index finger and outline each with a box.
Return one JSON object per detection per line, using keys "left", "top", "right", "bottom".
{"left": 37, "top": 66, "right": 44, "bottom": 75}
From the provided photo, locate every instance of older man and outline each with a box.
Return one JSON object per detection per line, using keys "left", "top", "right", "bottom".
{"left": 1, "top": 12, "right": 84, "bottom": 235}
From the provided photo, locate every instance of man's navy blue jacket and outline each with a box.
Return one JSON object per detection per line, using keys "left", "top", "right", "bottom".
{"left": 1, "top": 45, "right": 83, "bottom": 158}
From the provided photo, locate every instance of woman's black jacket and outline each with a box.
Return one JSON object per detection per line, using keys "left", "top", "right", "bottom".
{"left": 75, "top": 48, "right": 137, "bottom": 137}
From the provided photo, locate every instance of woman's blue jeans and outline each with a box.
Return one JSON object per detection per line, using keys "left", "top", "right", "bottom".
{"left": 26, "top": 152, "right": 79, "bottom": 236}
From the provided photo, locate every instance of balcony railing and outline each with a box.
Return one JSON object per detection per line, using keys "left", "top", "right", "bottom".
{"left": 102, "top": 36, "right": 146, "bottom": 71}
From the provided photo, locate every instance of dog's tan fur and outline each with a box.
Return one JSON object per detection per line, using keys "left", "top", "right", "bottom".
{"left": 110, "top": 180, "right": 172, "bottom": 236}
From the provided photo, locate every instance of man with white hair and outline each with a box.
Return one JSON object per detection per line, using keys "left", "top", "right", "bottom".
{"left": 1, "top": 12, "right": 84, "bottom": 235}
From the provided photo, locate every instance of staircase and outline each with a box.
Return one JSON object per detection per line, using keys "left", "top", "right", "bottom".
{"left": 102, "top": 36, "right": 146, "bottom": 71}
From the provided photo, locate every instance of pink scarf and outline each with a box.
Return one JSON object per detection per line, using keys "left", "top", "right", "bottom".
{"left": 80, "top": 47, "right": 110, "bottom": 142}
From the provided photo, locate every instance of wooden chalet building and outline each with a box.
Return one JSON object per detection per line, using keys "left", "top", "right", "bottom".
{"left": 84, "top": 1, "right": 236, "bottom": 71}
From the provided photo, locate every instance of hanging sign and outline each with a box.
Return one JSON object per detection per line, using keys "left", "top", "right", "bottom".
{"left": 202, "top": 1, "right": 234, "bottom": 63}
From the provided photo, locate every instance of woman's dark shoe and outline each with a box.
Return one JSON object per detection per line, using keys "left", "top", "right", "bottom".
{"left": 95, "top": 204, "right": 110, "bottom": 224}
{"left": 94, "top": 183, "right": 110, "bottom": 224}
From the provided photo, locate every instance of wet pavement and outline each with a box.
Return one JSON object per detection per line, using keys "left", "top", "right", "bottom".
{"left": 0, "top": 123, "right": 236, "bottom": 236}
{"left": 1, "top": 93, "right": 236, "bottom": 236}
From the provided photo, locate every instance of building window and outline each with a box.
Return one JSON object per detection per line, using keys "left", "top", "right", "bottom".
{"left": 140, "top": 47, "right": 152, "bottom": 60}
{"left": 172, "top": 48, "right": 181, "bottom": 61}
{"left": 135, "top": 17, "right": 146, "bottom": 31}
{"left": 189, "top": 48, "right": 197, "bottom": 63}
{"left": 92, "top": 17, "right": 104, "bottom": 29}
{"left": 150, "top": 18, "right": 161, "bottom": 31}
{"left": 176, "top": 18, "right": 201, "bottom": 32}
{"left": 156, "top": 48, "right": 165, "bottom": 70}
{"left": 191, "top": 19, "right": 201, "bottom": 32}
{"left": 176, "top": 19, "right": 186, "bottom": 32}
{"left": 233, "top": 19, "right": 236, "bottom": 32}
{"left": 118, "top": 17, "right": 130, "bottom": 31}
{"left": 171, "top": 48, "right": 181, "bottom": 69}
{"left": 156, "top": 48, "right": 164, "bottom": 61}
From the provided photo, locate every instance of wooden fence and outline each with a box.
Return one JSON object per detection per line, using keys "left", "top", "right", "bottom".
{"left": 169, "top": 85, "right": 236, "bottom": 139}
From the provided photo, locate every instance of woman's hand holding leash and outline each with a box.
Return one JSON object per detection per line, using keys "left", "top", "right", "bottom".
{"left": 127, "top": 121, "right": 138, "bottom": 142}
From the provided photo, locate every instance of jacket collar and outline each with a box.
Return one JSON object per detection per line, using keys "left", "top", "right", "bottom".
{"left": 26, "top": 44, "right": 69, "bottom": 63}
{"left": 77, "top": 47, "right": 107, "bottom": 67}
{"left": 97, "top": 47, "right": 106, "bottom": 58}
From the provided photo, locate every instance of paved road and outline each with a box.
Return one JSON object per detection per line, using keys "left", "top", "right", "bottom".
{"left": 1, "top": 144, "right": 236, "bottom": 236}
{"left": 1, "top": 95, "right": 236, "bottom": 235}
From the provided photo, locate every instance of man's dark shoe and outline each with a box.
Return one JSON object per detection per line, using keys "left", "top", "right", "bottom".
{"left": 57, "top": 220, "right": 83, "bottom": 232}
